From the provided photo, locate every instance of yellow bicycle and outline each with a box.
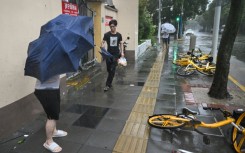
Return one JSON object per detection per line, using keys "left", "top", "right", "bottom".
{"left": 176, "top": 56, "right": 216, "bottom": 76}
{"left": 148, "top": 106, "right": 245, "bottom": 153}
{"left": 173, "top": 49, "right": 211, "bottom": 66}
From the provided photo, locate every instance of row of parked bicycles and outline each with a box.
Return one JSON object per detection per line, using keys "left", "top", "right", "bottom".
{"left": 173, "top": 48, "right": 216, "bottom": 76}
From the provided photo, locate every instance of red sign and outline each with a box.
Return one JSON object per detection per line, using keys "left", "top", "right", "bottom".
{"left": 62, "top": 1, "right": 78, "bottom": 16}
{"left": 105, "top": 16, "right": 113, "bottom": 26}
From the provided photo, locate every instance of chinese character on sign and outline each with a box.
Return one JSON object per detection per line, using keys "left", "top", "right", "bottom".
{"left": 62, "top": 1, "right": 78, "bottom": 16}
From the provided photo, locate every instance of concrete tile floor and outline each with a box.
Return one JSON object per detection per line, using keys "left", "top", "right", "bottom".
{"left": 1, "top": 40, "right": 244, "bottom": 153}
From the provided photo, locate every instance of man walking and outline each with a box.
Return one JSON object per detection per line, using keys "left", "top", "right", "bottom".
{"left": 101, "top": 19, "right": 124, "bottom": 91}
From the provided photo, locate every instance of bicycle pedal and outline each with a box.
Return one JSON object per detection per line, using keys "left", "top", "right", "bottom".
{"left": 203, "top": 135, "right": 210, "bottom": 145}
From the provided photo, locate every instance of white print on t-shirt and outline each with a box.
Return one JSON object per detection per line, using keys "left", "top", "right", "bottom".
{"left": 110, "top": 37, "right": 118, "bottom": 46}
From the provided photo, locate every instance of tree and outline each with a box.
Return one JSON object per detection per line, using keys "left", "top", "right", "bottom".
{"left": 196, "top": 0, "right": 232, "bottom": 33}
{"left": 138, "top": 0, "right": 155, "bottom": 42}
{"left": 208, "top": 0, "right": 245, "bottom": 99}
{"left": 147, "top": 0, "right": 208, "bottom": 35}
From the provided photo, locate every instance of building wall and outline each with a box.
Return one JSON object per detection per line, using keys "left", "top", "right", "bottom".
{"left": 0, "top": 0, "right": 138, "bottom": 108}
{"left": 113, "top": 0, "right": 139, "bottom": 53}
{"left": 88, "top": 2, "right": 102, "bottom": 62}
{"left": 0, "top": 0, "right": 61, "bottom": 108}
{"left": 103, "top": 8, "right": 117, "bottom": 33}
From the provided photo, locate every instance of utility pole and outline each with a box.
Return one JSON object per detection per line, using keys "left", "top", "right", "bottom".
{"left": 179, "top": 0, "right": 184, "bottom": 39}
{"left": 157, "top": 0, "right": 162, "bottom": 44}
{"left": 211, "top": 0, "right": 221, "bottom": 63}
{"left": 176, "top": 17, "right": 180, "bottom": 40}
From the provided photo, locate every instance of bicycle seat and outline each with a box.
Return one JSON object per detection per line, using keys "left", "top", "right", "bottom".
{"left": 182, "top": 107, "right": 198, "bottom": 115}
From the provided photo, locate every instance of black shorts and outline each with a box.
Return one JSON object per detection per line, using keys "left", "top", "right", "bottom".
{"left": 162, "top": 38, "right": 169, "bottom": 44}
{"left": 34, "top": 89, "right": 60, "bottom": 120}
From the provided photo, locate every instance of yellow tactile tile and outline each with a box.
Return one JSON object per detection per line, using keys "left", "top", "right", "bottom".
{"left": 139, "top": 91, "right": 157, "bottom": 98}
{"left": 144, "top": 82, "right": 160, "bottom": 88}
{"left": 113, "top": 135, "right": 148, "bottom": 153}
{"left": 142, "top": 86, "right": 158, "bottom": 91}
{"left": 121, "top": 122, "right": 149, "bottom": 138}
{"left": 136, "top": 97, "right": 156, "bottom": 105}
{"left": 113, "top": 47, "right": 167, "bottom": 153}
{"left": 127, "top": 112, "right": 151, "bottom": 124}
{"left": 132, "top": 104, "right": 155, "bottom": 113}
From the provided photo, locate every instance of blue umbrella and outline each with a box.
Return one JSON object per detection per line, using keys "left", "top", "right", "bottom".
{"left": 24, "top": 14, "right": 94, "bottom": 82}
{"left": 99, "top": 47, "right": 114, "bottom": 61}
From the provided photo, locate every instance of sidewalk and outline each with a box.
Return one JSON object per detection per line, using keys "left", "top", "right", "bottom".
{"left": 146, "top": 40, "right": 245, "bottom": 153}
{"left": 1, "top": 40, "right": 245, "bottom": 153}
{"left": 0, "top": 45, "right": 160, "bottom": 153}
{"left": 147, "top": 40, "right": 245, "bottom": 153}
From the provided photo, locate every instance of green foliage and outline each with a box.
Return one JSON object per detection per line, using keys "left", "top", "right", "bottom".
{"left": 147, "top": 0, "right": 208, "bottom": 26}
{"left": 197, "top": 0, "right": 245, "bottom": 34}
{"left": 138, "top": 0, "right": 155, "bottom": 43}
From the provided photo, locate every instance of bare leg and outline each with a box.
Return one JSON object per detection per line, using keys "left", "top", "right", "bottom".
{"left": 44, "top": 119, "right": 62, "bottom": 152}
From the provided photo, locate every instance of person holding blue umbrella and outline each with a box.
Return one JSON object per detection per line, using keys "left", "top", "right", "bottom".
{"left": 101, "top": 19, "right": 124, "bottom": 91}
{"left": 24, "top": 14, "right": 94, "bottom": 152}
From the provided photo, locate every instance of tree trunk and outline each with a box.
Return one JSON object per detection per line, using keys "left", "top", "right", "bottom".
{"left": 208, "top": 0, "right": 245, "bottom": 99}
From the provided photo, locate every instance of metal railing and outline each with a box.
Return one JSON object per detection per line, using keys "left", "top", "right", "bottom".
{"left": 136, "top": 39, "right": 151, "bottom": 60}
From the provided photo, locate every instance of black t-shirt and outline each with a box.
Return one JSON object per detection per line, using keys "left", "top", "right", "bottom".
{"left": 103, "top": 32, "right": 122, "bottom": 57}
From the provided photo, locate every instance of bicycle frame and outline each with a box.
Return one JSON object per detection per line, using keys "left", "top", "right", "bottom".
{"left": 184, "top": 59, "right": 215, "bottom": 72}
{"left": 148, "top": 108, "right": 245, "bottom": 152}
{"left": 197, "top": 117, "right": 235, "bottom": 128}
{"left": 174, "top": 54, "right": 210, "bottom": 66}
{"left": 159, "top": 114, "right": 234, "bottom": 128}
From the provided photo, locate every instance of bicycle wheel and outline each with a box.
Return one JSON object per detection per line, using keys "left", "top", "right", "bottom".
{"left": 148, "top": 114, "right": 186, "bottom": 129}
{"left": 232, "top": 112, "right": 245, "bottom": 153}
{"left": 177, "top": 66, "right": 195, "bottom": 76}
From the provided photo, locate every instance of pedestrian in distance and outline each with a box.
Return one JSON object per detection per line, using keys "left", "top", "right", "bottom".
{"left": 161, "top": 31, "right": 170, "bottom": 50}
{"left": 101, "top": 19, "right": 124, "bottom": 91}
{"left": 34, "top": 75, "right": 67, "bottom": 152}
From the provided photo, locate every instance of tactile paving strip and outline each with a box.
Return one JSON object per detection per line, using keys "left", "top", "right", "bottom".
{"left": 113, "top": 49, "right": 166, "bottom": 153}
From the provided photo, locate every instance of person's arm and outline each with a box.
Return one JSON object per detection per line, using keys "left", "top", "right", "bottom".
{"left": 120, "top": 40, "right": 124, "bottom": 57}
{"left": 101, "top": 40, "right": 106, "bottom": 48}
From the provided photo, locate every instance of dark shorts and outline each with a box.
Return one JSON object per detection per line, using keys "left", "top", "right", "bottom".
{"left": 162, "top": 38, "right": 169, "bottom": 44}
{"left": 34, "top": 89, "right": 60, "bottom": 120}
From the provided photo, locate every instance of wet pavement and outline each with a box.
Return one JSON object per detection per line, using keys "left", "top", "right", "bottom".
{"left": 147, "top": 40, "right": 242, "bottom": 153}
{"left": 183, "top": 32, "right": 245, "bottom": 87}
{"left": 1, "top": 34, "right": 245, "bottom": 153}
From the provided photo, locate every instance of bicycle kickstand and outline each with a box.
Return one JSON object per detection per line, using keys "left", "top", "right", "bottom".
{"left": 194, "top": 129, "right": 210, "bottom": 145}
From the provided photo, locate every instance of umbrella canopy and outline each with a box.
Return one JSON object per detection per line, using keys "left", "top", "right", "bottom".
{"left": 24, "top": 14, "right": 94, "bottom": 82}
{"left": 99, "top": 47, "right": 113, "bottom": 61}
{"left": 161, "top": 23, "right": 176, "bottom": 33}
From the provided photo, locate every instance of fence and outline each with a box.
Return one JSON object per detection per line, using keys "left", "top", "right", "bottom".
{"left": 136, "top": 39, "right": 151, "bottom": 60}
